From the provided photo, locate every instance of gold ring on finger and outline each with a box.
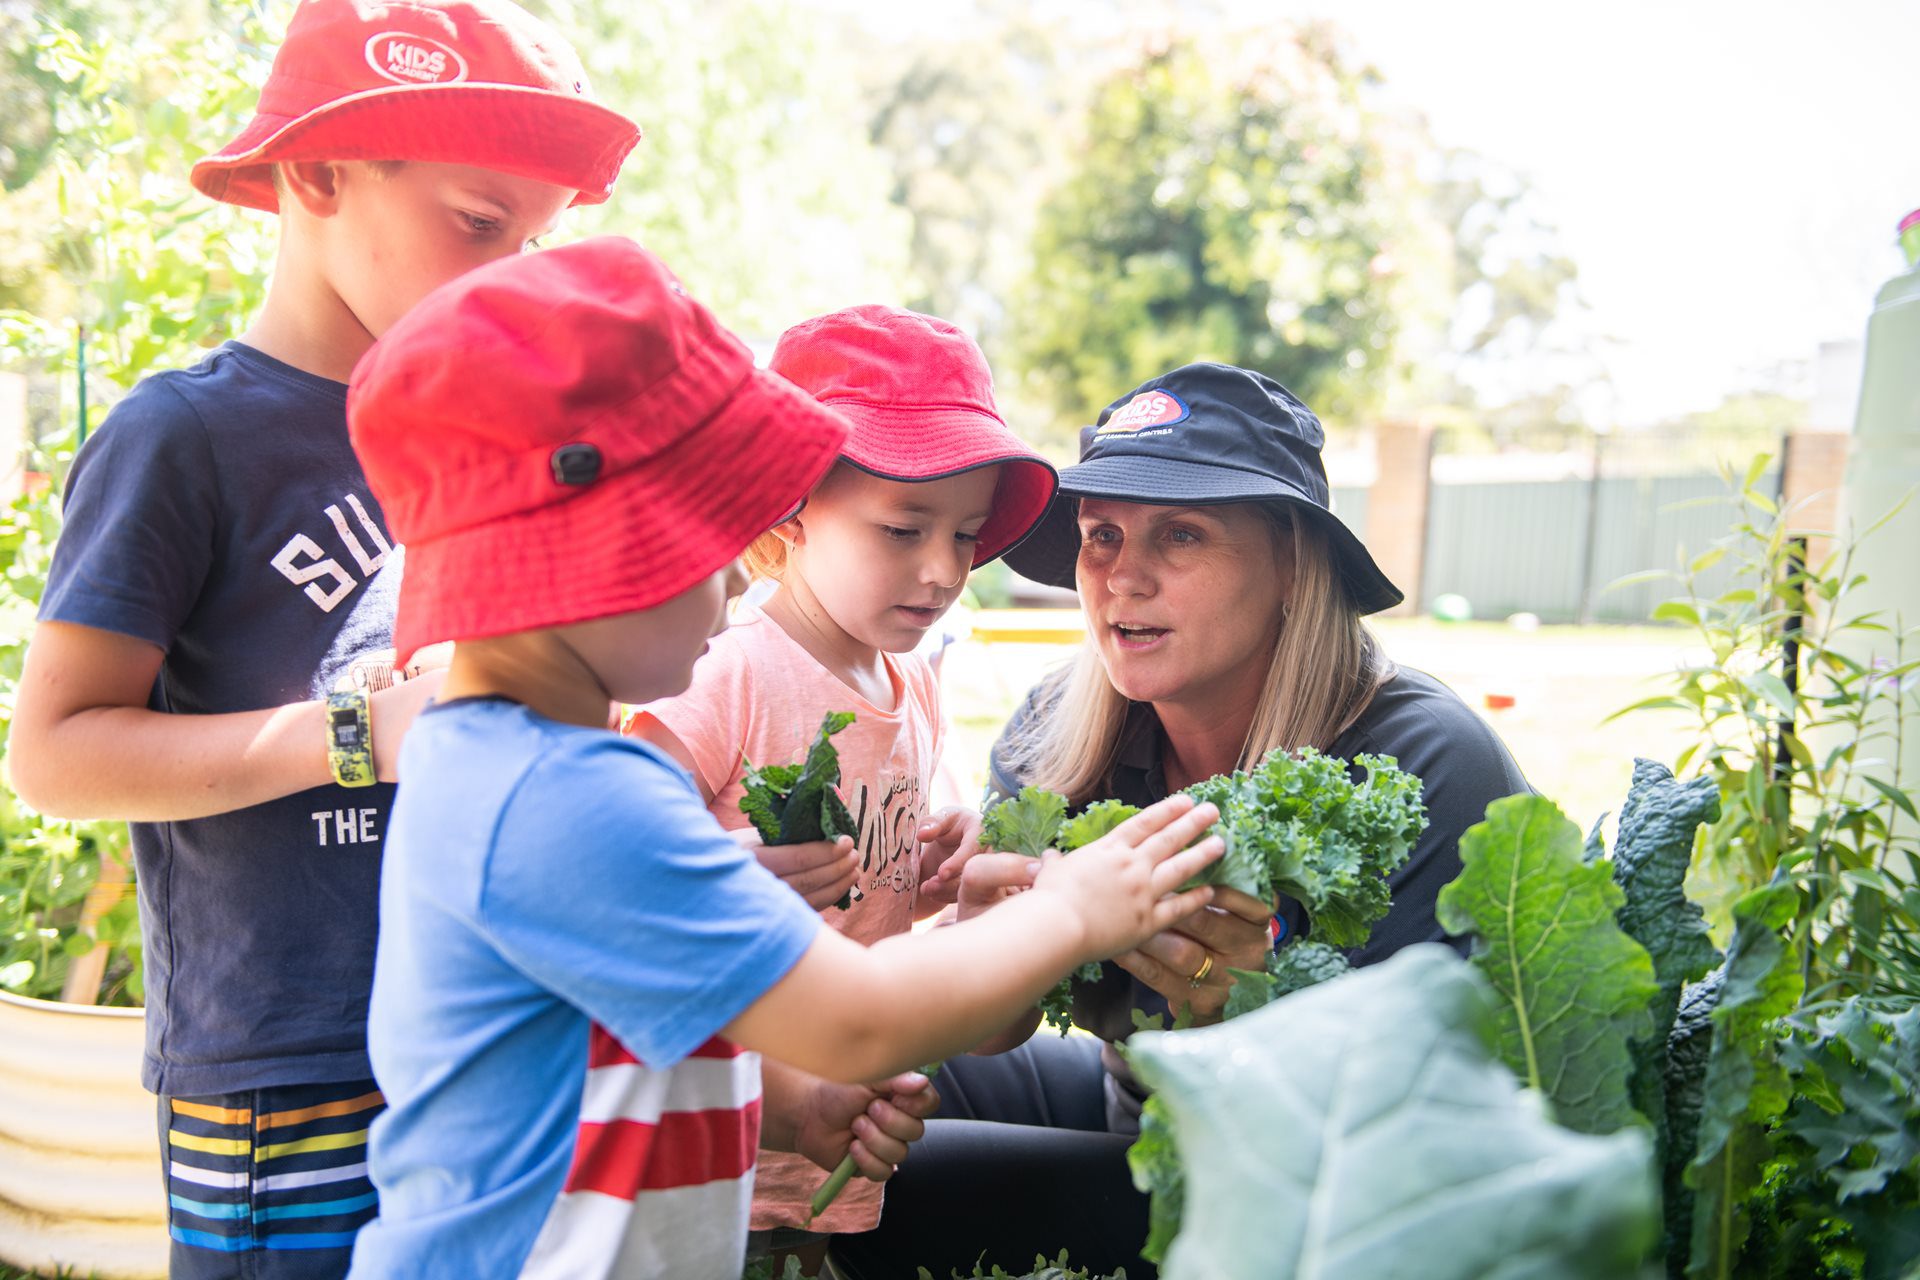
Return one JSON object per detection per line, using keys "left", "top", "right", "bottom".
{"left": 1188, "top": 955, "right": 1214, "bottom": 988}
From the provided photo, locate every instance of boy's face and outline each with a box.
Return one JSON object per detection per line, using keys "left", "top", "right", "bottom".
{"left": 308, "top": 160, "right": 575, "bottom": 341}
{"left": 787, "top": 465, "right": 998, "bottom": 653}
{"left": 560, "top": 559, "right": 749, "bottom": 705}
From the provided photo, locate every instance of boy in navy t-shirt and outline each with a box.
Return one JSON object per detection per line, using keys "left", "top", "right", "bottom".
{"left": 9, "top": 2, "right": 637, "bottom": 1273}
{"left": 341, "top": 236, "right": 1228, "bottom": 1280}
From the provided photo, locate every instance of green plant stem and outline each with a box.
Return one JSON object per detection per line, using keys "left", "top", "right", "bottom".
{"left": 807, "top": 1155, "right": 856, "bottom": 1225}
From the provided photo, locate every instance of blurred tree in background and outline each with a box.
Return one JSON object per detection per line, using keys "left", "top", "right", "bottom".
{"left": 545, "top": 0, "right": 910, "bottom": 338}
{"left": 1014, "top": 28, "right": 1408, "bottom": 429}
{"left": 1009, "top": 24, "right": 1582, "bottom": 440}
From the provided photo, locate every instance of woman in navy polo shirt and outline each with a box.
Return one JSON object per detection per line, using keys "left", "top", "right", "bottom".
{"left": 833, "top": 363, "right": 1530, "bottom": 1280}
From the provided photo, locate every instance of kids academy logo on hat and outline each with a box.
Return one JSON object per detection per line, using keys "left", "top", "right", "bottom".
{"left": 365, "top": 31, "right": 469, "bottom": 84}
{"left": 1095, "top": 388, "right": 1190, "bottom": 437}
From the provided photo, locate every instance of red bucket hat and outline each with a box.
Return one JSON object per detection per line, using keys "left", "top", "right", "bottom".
{"left": 347, "top": 237, "right": 849, "bottom": 663}
{"left": 191, "top": 0, "right": 641, "bottom": 214}
{"left": 769, "top": 306, "right": 1058, "bottom": 566}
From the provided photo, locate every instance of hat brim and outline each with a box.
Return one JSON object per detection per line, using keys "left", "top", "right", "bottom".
{"left": 829, "top": 402, "right": 1059, "bottom": 567}
{"left": 1003, "top": 455, "right": 1404, "bottom": 615}
{"left": 392, "top": 366, "right": 844, "bottom": 664}
{"left": 191, "top": 83, "right": 642, "bottom": 213}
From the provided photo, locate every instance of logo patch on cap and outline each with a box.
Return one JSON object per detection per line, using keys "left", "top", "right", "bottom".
{"left": 1097, "top": 389, "right": 1190, "bottom": 436}
{"left": 365, "top": 32, "right": 469, "bottom": 86}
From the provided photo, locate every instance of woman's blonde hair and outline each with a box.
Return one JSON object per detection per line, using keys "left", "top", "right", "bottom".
{"left": 1012, "top": 505, "right": 1391, "bottom": 803}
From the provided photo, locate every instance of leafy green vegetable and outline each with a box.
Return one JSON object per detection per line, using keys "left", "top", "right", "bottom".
{"left": 1182, "top": 749, "right": 1426, "bottom": 946}
{"left": 1126, "top": 945, "right": 1661, "bottom": 1278}
{"left": 1127, "top": 1093, "right": 1184, "bottom": 1265}
{"left": 739, "top": 711, "right": 858, "bottom": 908}
{"left": 1662, "top": 967, "right": 1725, "bottom": 1274}
{"left": 1685, "top": 881, "right": 1804, "bottom": 1279}
{"left": 980, "top": 786, "right": 1069, "bottom": 858}
{"left": 1057, "top": 799, "right": 1140, "bottom": 852}
{"left": 915, "top": 1253, "right": 1127, "bottom": 1280}
{"left": 982, "top": 792, "right": 1120, "bottom": 1034}
{"left": 1781, "top": 1001, "right": 1920, "bottom": 1201}
{"left": 1221, "top": 941, "right": 1353, "bottom": 1020}
{"left": 1435, "top": 794, "right": 1659, "bottom": 1134}
{"left": 1607, "top": 759, "right": 1723, "bottom": 1161}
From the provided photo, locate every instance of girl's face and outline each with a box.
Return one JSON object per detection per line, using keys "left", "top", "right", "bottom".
{"left": 787, "top": 465, "right": 1000, "bottom": 653}
{"left": 1074, "top": 499, "right": 1293, "bottom": 710}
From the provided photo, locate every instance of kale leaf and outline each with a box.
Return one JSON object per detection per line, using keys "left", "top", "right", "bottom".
{"left": 739, "top": 711, "right": 858, "bottom": 908}
{"left": 980, "top": 786, "right": 1069, "bottom": 858}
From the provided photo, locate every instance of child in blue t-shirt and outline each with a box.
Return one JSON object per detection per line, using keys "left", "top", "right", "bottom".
{"left": 10, "top": 3, "right": 639, "bottom": 1273}
{"left": 340, "top": 236, "right": 1225, "bottom": 1280}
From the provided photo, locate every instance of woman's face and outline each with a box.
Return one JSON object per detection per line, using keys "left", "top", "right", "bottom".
{"left": 1074, "top": 499, "right": 1293, "bottom": 710}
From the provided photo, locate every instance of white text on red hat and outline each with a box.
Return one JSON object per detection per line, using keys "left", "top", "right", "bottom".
{"left": 364, "top": 31, "right": 469, "bottom": 85}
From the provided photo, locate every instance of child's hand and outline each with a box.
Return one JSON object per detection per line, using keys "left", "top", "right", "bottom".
{"left": 954, "top": 851, "right": 1039, "bottom": 923}
{"left": 794, "top": 1070, "right": 940, "bottom": 1183}
{"left": 368, "top": 668, "right": 448, "bottom": 783}
{"left": 915, "top": 806, "right": 983, "bottom": 908}
{"left": 1031, "top": 794, "right": 1222, "bottom": 964}
{"left": 731, "top": 828, "right": 860, "bottom": 912}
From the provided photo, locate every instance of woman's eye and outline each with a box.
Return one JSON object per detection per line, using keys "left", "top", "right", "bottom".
{"left": 1079, "top": 526, "right": 1118, "bottom": 546}
{"left": 1166, "top": 527, "right": 1199, "bottom": 545}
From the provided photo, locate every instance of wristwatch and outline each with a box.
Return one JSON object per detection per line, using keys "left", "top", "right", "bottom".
{"left": 326, "top": 690, "right": 375, "bottom": 788}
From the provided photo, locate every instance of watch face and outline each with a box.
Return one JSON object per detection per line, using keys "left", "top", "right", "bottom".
{"left": 330, "top": 708, "right": 363, "bottom": 747}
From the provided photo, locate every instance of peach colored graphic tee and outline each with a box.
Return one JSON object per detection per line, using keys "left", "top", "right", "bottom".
{"left": 629, "top": 600, "right": 944, "bottom": 1232}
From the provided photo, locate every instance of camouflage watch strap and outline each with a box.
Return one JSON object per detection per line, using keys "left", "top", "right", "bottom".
{"left": 326, "top": 690, "right": 376, "bottom": 789}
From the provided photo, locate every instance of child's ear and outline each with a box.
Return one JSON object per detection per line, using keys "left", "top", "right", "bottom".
{"left": 773, "top": 515, "right": 805, "bottom": 550}
{"left": 278, "top": 160, "right": 346, "bottom": 217}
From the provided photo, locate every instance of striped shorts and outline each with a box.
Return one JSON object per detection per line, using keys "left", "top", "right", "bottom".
{"left": 159, "top": 1078, "right": 385, "bottom": 1279}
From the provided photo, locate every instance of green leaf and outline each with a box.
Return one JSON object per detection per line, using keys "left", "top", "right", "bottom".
{"left": 1220, "top": 941, "right": 1352, "bottom": 1021}
{"left": 1608, "top": 760, "right": 1723, "bottom": 1169}
{"left": 1206, "top": 750, "right": 1426, "bottom": 948}
{"left": 1780, "top": 1002, "right": 1920, "bottom": 1201}
{"left": 1862, "top": 775, "right": 1920, "bottom": 823}
{"left": 1127, "top": 946, "right": 1660, "bottom": 1279}
{"left": 1739, "top": 670, "right": 1797, "bottom": 719}
{"left": 1127, "top": 1092, "right": 1184, "bottom": 1265}
{"left": 1684, "top": 882, "right": 1804, "bottom": 1279}
{"left": 1661, "top": 969, "right": 1725, "bottom": 1275}
{"left": 1056, "top": 799, "right": 1140, "bottom": 853}
{"left": 1652, "top": 600, "right": 1702, "bottom": 627}
{"left": 738, "top": 714, "right": 857, "bottom": 852}
{"left": 980, "top": 787, "right": 1069, "bottom": 859}
{"left": 0, "top": 960, "right": 34, "bottom": 990}
{"left": 1435, "top": 794, "right": 1659, "bottom": 1133}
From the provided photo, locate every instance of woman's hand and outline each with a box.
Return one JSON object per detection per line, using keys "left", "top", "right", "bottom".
{"left": 1113, "top": 886, "right": 1275, "bottom": 1022}
{"left": 730, "top": 828, "right": 860, "bottom": 912}
{"left": 915, "top": 806, "right": 983, "bottom": 909}
{"left": 792, "top": 1070, "right": 941, "bottom": 1182}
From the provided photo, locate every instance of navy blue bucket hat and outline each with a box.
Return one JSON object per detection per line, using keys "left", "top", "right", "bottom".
{"left": 1005, "top": 362, "right": 1404, "bottom": 615}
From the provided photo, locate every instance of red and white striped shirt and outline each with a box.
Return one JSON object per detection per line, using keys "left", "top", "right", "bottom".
{"left": 521, "top": 1026, "right": 762, "bottom": 1280}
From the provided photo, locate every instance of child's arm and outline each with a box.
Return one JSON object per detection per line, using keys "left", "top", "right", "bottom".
{"left": 8, "top": 620, "right": 442, "bottom": 820}
{"left": 724, "top": 795, "right": 1222, "bottom": 1084}
{"left": 757, "top": 1059, "right": 939, "bottom": 1182}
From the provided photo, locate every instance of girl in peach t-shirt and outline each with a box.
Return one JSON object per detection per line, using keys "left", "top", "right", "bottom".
{"left": 626, "top": 305, "right": 1056, "bottom": 1242}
